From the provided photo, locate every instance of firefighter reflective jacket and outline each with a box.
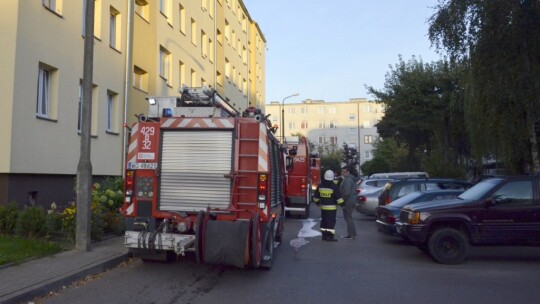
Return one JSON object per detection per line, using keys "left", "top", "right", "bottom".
{"left": 313, "top": 179, "right": 344, "bottom": 211}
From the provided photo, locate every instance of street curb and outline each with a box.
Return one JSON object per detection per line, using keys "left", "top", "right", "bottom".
{"left": 2, "top": 252, "right": 130, "bottom": 304}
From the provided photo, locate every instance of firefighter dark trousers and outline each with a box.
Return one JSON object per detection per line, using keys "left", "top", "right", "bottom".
{"left": 320, "top": 209, "right": 337, "bottom": 240}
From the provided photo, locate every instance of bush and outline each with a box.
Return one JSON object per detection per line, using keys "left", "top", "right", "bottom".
{"left": 16, "top": 206, "right": 47, "bottom": 238}
{"left": 0, "top": 202, "right": 19, "bottom": 235}
{"left": 61, "top": 201, "right": 105, "bottom": 241}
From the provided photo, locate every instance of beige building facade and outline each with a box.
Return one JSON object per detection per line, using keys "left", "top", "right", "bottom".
{"left": 0, "top": 0, "right": 265, "bottom": 207}
{"left": 264, "top": 99, "right": 384, "bottom": 168}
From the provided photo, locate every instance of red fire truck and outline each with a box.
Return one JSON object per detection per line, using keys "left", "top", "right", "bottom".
{"left": 309, "top": 152, "right": 321, "bottom": 192}
{"left": 121, "top": 87, "right": 287, "bottom": 269}
{"left": 283, "top": 136, "right": 312, "bottom": 218}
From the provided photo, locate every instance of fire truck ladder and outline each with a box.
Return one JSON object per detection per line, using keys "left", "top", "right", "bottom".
{"left": 235, "top": 124, "right": 259, "bottom": 208}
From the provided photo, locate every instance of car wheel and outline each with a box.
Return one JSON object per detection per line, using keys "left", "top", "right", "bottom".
{"left": 427, "top": 228, "right": 469, "bottom": 265}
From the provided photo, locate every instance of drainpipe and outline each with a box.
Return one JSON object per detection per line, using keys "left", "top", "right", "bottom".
{"left": 122, "top": 0, "right": 134, "bottom": 178}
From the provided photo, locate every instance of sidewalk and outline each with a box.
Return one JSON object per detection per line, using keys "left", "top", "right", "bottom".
{"left": 0, "top": 236, "right": 130, "bottom": 304}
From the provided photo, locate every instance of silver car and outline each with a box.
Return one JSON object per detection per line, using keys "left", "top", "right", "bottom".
{"left": 355, "top": 178, "right": 393, "bottom": 216}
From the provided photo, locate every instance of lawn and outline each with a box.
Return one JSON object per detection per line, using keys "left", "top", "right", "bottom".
{"left": 0, "top": 235, "right": 64, "bottom": 266}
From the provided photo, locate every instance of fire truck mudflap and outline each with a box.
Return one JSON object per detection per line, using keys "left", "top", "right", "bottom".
{"left": 121, "top": 86, "right": 286, "bottom": 269}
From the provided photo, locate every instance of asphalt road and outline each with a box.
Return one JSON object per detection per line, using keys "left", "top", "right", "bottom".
{"left": 37, "top": 205, "right": 540, "bottom": 304}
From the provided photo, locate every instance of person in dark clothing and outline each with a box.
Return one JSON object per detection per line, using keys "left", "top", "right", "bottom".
{"left": 313, "top": 170, "right": 345, "bottom": 241}
{"left": 340, "top": 166, "right": 357, "bottom": 239}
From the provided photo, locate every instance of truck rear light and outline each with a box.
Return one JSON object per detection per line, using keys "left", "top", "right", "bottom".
{"left": 258, "top": 174, "right": 267, "bottom": 203}
{"left": 301, "top": 178, "right": 306, "bottom": 191}
{"left": 358, "top": 196, "right": 366, "bottom": 203}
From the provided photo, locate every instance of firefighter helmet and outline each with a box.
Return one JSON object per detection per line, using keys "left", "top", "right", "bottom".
{"left": 324, "top": 170, "right": 335, "bottom": 181}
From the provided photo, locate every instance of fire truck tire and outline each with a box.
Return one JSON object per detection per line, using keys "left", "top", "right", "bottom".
{"left": 250, "top": 213, "right": 262, "bottom": 269}
{"left": 260, "top": 222, "right": 274, "bottom": 270}
{"left": 195, "top": 211, "right": 205, "bottom": 264}
{"left": 275, "top": 214, "right": 284, "bottom": 243}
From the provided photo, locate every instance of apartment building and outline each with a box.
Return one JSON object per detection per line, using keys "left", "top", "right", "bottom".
{"left": 264, "top": 99, "right": 384, "bottom": 166}
{"left": 0, "top": 0, "right": 265, "bottom": 207}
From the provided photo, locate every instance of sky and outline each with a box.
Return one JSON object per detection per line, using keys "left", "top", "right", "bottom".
{"left": 242, "top": 0, "right": 444, "bottom": 103}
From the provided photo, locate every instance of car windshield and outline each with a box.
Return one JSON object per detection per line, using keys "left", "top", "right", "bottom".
{"left": 458, "top": 179, "right": 502, "bottom": 200}
{"left": 389, "top": 192, "right": 424, "bottom": 207}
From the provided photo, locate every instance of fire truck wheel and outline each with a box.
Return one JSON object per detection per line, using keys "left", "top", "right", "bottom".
{"left": 275, "top": 214, "right": 284, "bottom": 243}
{"left": 195, "top": 211, "right": 205, "bottom": 264}
{"left": 261, "top": 221, "right": 275, "bottom": 270}
{"left": 250, "top": 213, "right": 262, "bottom": 269}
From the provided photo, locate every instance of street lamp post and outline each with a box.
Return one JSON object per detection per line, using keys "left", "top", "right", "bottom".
{"left": 281, "top": 93, "right": 299, "bottom": 142}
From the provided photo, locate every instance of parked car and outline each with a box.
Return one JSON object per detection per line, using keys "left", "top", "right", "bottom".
{"left": 396, "top": 176, "right": 540, "bottom": 265}
{"left": 369, "top": 172, "right": 429, "bottom": 179}
{"left": 355, "top": 178, "right": 394, "bottom": 216}
{"left": 378, "top": 178, "right": 473, "bottom": 206}
{"left": 376, "top": 189, "right": 464, "bottom": 236}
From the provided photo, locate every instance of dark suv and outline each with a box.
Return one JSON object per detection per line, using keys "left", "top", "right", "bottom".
{"left": 378, "top": 178, "right": 473, "bottom": 206}
{"left": 396, "top": 176, "right": 540, "bottom": 264}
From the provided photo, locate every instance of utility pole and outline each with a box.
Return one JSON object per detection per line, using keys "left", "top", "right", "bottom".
{"left": 76, "top": 0, "right": 95, "bottom": 251}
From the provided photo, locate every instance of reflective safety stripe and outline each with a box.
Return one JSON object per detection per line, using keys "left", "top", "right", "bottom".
{"left": 337, "top": 198, "right": 344, "bottom": 204}
{"left": 319, "top": 188, "right": 333, "bottom": 198}
{"left": 313, "top": 198, "right": 320, "bottom": 202}
{"left": 321, "top": 205, "right": 337, "bottom": 210}
{"left": 321, "top": 228, "right": 336, "bottom": 234}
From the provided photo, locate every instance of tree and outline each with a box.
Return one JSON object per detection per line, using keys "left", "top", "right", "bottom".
{"left": 367, "top": 56, "right": 469, "bottom": 172}
{"left": 429, "top": 0, "right": 540, "bottom": 174}
{"left": 361, "top": 138, "right": 409, "bottom": 175}
{"left": 341, "top": 143, "right": 359, "bottom": 177}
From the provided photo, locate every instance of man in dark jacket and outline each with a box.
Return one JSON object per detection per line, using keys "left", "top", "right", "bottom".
{"left": 340, "top": 166, "right": 357, "bottom": 239}
{"left": 313, "top": 170, "right": 344, "bottom": 241}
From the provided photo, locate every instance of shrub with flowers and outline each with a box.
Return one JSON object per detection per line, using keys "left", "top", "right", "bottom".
{"left": 61, "top": 176, "right": 125, "bottom": 241}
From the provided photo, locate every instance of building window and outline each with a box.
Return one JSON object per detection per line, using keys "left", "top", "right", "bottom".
{"left": 318, "top": 137, "right": 326, "bottom": 144}
{"left": 217, "top": 71, "right": 223, "bottom": 86}
{"left": 201, "top": 30, "right": 208, "bottom": 58}
{"left": 191, "top": 19, "right": 197, "bottom": 45}
{"left": 160, "top": 46, "right": 171, "bottom": 84}
{"left": 82, "top": 0, "right": 102, "bottom": 38}
{"left": 37, "top": 66, "right": 52, "bottom": 119}
{"left": 318, "top": 107, "right": 325, "bottom": 114}
{"left": 364, "top": 105, "right": 372, "bottom": 112}
{"left": 135, "top": 0, "right": 149, "bottom": 21}
{"left": 348, "top": 114, "right": 356, "bottom": 120}
{"left": 329, "top": 136, "right": 337, "bottom": 145}
{"left": 106, "top": 91, "right": 118, "bottom": 132}
{"left": 43, "top": 0, "right": 63, "bottom": 15}
{"left": 225, "top": 20, "right": 230, "bottom": 43}
{"left": 364, "top": 135, "right": 373, "bottom": 144}
{"left": 209, "top": 39, "right": 214, "bottom": 62}
{"left": 329, "top": 107, "right": 336, "bottom": 114}
{"left": 318, "top": 121, "right": 326, "bottom": 129}
{"left": 179, "top": 4, "right": 186, "bottom": 33}
{"left": 191, "top": 69, "right": 197, "bottom": 86}
{"left": 348, "top": 128, "right": 356, "bottom": 135}
{"left": 225, "top": 58, "right": 230, "bottom": 79}
{"left": 77, "top": 82, "right": 98, "bottom": 136}
{"left": 242, "top": 46, "right": 247, "bottom": 64}
{"left": 301, "top": 107, "right": 307, "bottom": 115}
{"left": 179, "top": 60, "right": 185, "bottom": 87}
{"left": 133, "top": 65, "right": 148, "bottom": 91}
{"left": 288, "top": 108, "right": 295, "bottom": 115}
{"left": 330, "top": 121, "right": 337, "bottom": 128}
{"left": 363, "top": 120, "right": 372, "bottom": 128}
{"left": 109, "top": 7, "right": 121, "bottom": 50}
{"left": 288, "top": 122, "right": 295, "bottom": 130}
{"left": 301, "top": 121, "right": 308, "bottom": 129}
{"left": 160, "top": 0, "right": 172, "bottom": 23}
{"left": 365, "top": 150, "right": 372, "bottom": 160}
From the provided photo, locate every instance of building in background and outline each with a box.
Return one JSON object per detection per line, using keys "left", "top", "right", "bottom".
{"left": 264, "top": 98, "right": 384, "bottom": 168}
{"left": 0, "top": 0, "right": 265, "bottom": 207}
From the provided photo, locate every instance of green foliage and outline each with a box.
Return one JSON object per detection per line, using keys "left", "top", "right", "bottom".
{"left": 0, "top": 202, "right": 19, "bottom": 235}
{"left": 429, "top": 0, "right": 540, "bottom": 173}
{"left": 0, "top": 235, "right": 62, "bottom": 266}
{"left": 16, "top": 206, "right": 47, "bottom": 238}
{"left": 320, "top": 147, "right": 342, "bottom": 175}
{"left": 341, "top": 143, "right": 360, "bottom": 176}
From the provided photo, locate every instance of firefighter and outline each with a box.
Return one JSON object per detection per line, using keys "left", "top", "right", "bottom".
{"left": 313, "top": 170, "right": 345, "bottom": 241}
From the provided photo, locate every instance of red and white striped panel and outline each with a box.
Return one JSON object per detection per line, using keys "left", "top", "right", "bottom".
{"left": 126, "top": 123, "right": 139, "bottom": 165}
{"left": 258, "top": 123, "right": 269, "bottom": 172}
{"left": 160, "top": 117, "right": 235, "bottom": 129}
